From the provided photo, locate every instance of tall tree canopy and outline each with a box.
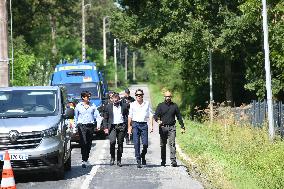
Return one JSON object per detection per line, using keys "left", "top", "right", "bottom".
{"left": 111, "top": 0, "right": 284, "bottom": 110}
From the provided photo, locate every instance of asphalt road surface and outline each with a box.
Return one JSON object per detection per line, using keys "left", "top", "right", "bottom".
{"left": 14, "top": 84, "right": 204, "bottom": 189}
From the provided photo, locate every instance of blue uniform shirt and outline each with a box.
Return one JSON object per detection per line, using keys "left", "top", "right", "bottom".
{"left": 75, "top": 102, "right": 99, "bottom": 125}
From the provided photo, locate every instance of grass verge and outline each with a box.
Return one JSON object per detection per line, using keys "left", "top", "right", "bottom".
{"left": 149, "top": 83, "right": 284, "bottom": 189}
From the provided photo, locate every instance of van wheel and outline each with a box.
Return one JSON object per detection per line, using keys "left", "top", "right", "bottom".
{"left": 64, "top": 154, "right": 71, "bottom": 171}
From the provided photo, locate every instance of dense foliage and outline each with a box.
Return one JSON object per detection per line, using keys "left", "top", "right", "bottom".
{"left": 8, "top": 0, "right": 117, "bottom": 86}
{"left": 111, "top": 0, "right": 284, "bottom": 112}
{"left": 7, "top": 0, "right": 284, "bottom": 111}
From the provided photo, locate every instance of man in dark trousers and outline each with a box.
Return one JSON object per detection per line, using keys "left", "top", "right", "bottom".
{"left": 75, "top": 91, "right": 99, "bottom": 168}
{"left": 128, "top": 89, "right": 153, "bottom": 168}
{"left": 103, "top": 93, "right": 129, "bottom": 167}
{"left": 121, "top": 88, "right": 135, "bottom": 144}
{"left": 154, "top": 91, "right": 185, "bottom": 167}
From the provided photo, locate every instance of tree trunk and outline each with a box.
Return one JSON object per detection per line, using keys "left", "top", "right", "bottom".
{"left": 0, "top": 0, "right": 9, "bottom": 87}
{"left": 224, "top": 60, "right": 233, "bottom": 106}
{"left": 50, "top": 14, "right": 57, "bottom": 60}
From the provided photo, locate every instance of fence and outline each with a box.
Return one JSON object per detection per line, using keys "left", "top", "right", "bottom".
{"left": 232, "top": 100, "right": 284, "bottom": 130}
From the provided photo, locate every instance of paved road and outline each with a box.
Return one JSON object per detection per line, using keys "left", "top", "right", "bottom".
{"left": 14, "top": 84, "right": 204, "bottom": 189}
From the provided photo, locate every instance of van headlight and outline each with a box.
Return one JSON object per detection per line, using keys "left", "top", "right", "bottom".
{"left": 41, "top": 127, "right": 58, "bottom": 137}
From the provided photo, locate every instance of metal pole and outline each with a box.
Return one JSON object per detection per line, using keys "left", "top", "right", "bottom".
{"left": 125, "top": 47, "right": 128, "bottom": 81}
{"left": 114, "top": 39, "right": 117, "bottom": 88}
{"left": 132, "top": 52, "right": 136, "bottom": 81}
{"left": 262, "top": 0, "right": 274, "bottom": 140}
{"left": 0, "top": 0, "right": 9, "bottom": 87}
{"left": 209, "top": 48, "right": 213, "bottom": 124}
{"left": 103, "top": 16, "right": 107, "bottom": 66}
{"left": 119, "top": 41, "right": 122, "bottom": 65}
{"left": 82, "top": 0, "right": 86, "bottom": 62}
{"left": 9, "top": 0, "right": 13, "bottom": 84}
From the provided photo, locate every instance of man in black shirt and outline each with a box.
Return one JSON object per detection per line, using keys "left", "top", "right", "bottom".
{"left": 121, "top": 88, "right": 135, "bottom": 144}
{"left": 121, "top": 88, "right": 135, "bottom": 104}
{"left": 154, "top": 91, "right": 185, "bottom": 167}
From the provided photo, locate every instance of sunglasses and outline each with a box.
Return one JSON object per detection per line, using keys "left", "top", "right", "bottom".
{"left": 135, "top": 94, "right": 143, "bottom": 97}
{"left": 164, "top": 96, "right": 172, "bottom": 98}
{"left": 83, "top": 96, "right": 91, "bottom": 98}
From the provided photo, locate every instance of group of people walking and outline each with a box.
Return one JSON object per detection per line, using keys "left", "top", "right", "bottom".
{"left": 74, "top": 88, "right": 185, "bottom": 169}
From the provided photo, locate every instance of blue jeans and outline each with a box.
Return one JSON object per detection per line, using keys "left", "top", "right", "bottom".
{"left": 132, "top": 121, "right": 148, "bottom": 160}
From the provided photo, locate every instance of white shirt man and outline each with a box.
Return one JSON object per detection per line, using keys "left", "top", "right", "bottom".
{"left": 128, "top": 89, "right": 153, "bottom": 168}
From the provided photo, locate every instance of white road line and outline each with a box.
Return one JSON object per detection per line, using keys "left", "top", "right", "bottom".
{"left": 80, "top": 140, "right": 108, "bottom": 189}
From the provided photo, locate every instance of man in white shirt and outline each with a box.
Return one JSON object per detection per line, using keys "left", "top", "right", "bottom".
{"left": 104, "top": 93, "right": 129, "bottom": 167}
{"left": 128, "top": 89, "right": 153, "bottom": 168}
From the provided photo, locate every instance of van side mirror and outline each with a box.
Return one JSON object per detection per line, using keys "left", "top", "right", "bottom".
{"left": 63, "top": 108, "right": 74, "bottom": 119}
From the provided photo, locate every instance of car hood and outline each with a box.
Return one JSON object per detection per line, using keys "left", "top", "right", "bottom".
{"left": 0, "top": 116, "right": 60, "bottom": 133}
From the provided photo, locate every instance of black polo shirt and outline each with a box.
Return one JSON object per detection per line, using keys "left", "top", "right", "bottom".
{"left": 154, "top": 101, "right": 185, "bottom": 129}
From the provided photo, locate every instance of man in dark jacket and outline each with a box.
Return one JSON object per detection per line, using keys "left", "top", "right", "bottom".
{"left": 154, "top": 91, "right": 185, "bottom": 167}
{"left": 103, "top": 93, "right": 129, "bottom": 167}
{"left": 121, "top": 88, "right": 135, "bottom": 144}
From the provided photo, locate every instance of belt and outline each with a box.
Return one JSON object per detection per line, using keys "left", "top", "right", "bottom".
{"left": 161, "top": 124, "right": 175, "bottom": 127}
{"left": 79, "top": 123, "right": 94, "bottom": 127}
{"left": 111, "top": 123, "right": 125, "bottom": 126}
{"left": 133, "top": 121, "right": 147, "bottom": 124}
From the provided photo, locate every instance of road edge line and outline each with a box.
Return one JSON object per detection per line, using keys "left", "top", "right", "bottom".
{"left": 80, "top": 140, "right": 108, "bottom": 189}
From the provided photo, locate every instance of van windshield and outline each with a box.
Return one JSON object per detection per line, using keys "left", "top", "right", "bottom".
{"left": 0, "top": 90, "right": 58, "bottom": 117}
{"left": 63, "top": 83, "right": 100, "bottom": 99}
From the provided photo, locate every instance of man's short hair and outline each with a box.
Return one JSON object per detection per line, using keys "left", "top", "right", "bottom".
{"left": 81, "top": 91, "right": 91, "bottom": 98}
{"left": 112, "top": 92, "right": 120, "bottom": 99}
{"left": 135, "top": 89, "right": 144, "bottom": 95}
{"left": 125, "top": 88, "right": 130, "bottom": 94}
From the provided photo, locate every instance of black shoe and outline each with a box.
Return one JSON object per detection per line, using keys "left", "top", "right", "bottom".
{"left": 142, "top": 158, "right": 146, "bottom": 165}
{"left": 141, "top": 154, "right": 146, "bottom": 165}
{"left": 171, "top": 161, "right": 177, "bottom": 167}
{"left": 117, "top": 161, "right": 122, "bottom": 167}
{"left": 137, "top": 160, "right": 142, "bottom": 168}
{"left": 161, "top": 161, "right": 166, "bottom": 167}
{"left": 110, "top": 158, "right": 115, "bottom": 166}
{"left": 82, "top": 163, "right": 87, "bottom": 168}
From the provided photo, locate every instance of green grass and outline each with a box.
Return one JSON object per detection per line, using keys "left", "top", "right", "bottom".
{"left": 176, "top": 122, "right": 284, "bottom": 189}
{"left": 149, "top": 83, "right": 284, "bottom": 189}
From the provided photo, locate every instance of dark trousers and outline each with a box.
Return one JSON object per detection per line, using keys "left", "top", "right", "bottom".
{"left": 78, "top": 123, "right": 94, "bottom": 161}
{"left": 159, "top": 125, "right": 176, "bottom": 162}
{"left": 132, "top": 122, "right": 148, "bottom": 160}
{"left": 109, "top": 123, "right": 126, "bottom": 161}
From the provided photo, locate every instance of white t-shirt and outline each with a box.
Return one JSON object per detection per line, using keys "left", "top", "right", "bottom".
{"left": 128, "top": 100, "right": 152, "bottom": 122}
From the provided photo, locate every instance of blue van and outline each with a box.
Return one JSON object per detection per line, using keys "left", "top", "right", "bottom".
{"left": 50, "top": 61, "right": 108, "bottom": 107}
{"left": 50, "top": 61, "right": 108, "bottom": 141}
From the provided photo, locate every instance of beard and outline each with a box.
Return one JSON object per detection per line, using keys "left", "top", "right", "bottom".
{"left": 165, "top": 99, "right": 171, "bottom": 103}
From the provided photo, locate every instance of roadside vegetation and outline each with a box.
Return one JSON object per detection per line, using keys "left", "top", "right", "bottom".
{"left": 149, "top": 84, "right": 284, "bottom": 189}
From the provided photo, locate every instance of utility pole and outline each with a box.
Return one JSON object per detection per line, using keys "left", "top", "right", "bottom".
{"left": 125, "top": 47, "right": 128, "bottom": 81}
{"left": 103, "top": 16, "right": 109, "bottom": 66}
{"left": 81, "top": 0, "right": 90, "bottom": 62}
{"left": 262, "top": 0, "right": 274, "bottom": 140}
{"left": 132, "top": 52, "right": 136, "bottom": 81}
{"left": 9, "top": 0, "right": 13, "bottom": 84}
{"left": 119, "top": 41, "right": 122, "bottom": 66}
{"left": 114, "top": 39, "right": 117, "bottom": 88}
{"left": 209, "top": 48, "right": 213, "bottom": 125}
{"left": 82, "top": 0, "right": 86, "bottom": 62}
{"left": 0, "top": 0, "right": 9, "bottom": 87}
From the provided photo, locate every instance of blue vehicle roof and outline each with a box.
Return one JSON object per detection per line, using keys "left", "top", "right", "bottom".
{"left": 51, "top": 62, "right": 99, "bottom": 85}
